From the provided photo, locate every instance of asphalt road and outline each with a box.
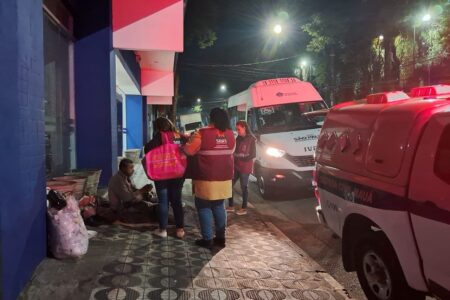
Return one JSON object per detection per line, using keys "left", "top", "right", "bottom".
{"left": 237, "top": 177, "right": 367, "bottom": 300}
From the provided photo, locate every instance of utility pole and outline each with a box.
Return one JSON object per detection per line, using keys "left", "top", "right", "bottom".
{"left": 329, "top": 47, "right": 335, "bottom": 106}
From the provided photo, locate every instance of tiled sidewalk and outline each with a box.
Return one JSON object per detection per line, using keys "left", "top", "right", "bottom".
{"left": 20, "top": 205, "right": 349, "bottom": 300}
{"left": 20, "top": 170, "right": 350, "bottom": 300}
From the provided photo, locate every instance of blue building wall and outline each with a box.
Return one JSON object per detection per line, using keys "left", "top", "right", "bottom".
{"left": 75, "top": 28, "right": 117, "bottom": 186}
{"left": 74, "top": 0, "right": 117, "bottom": 186}
{"left": 126, "top": 96, "right": 144, "bottom": 150}
{"left": 0, "top": 1, "right": 47, "bottom": 299}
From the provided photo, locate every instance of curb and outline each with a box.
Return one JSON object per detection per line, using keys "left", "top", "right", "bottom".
{"left": 265, "top": 221, "right": 353, "bottom": 299}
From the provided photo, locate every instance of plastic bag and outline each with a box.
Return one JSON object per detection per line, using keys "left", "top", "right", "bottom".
{"left": 47, "top": 195, "right": 89, "bottom": 259}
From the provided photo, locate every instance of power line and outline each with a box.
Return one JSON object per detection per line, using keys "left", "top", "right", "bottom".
{"left": 182, "top": 54, "right": 301, "bottom": 68}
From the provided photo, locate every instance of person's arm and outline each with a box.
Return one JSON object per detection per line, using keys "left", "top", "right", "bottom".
{"left": 241, "top": 137, "right": 256, "bottom": 161}
{"left": 144, "top": 132, "right": 162, "bottom": 154}
{"left": 183, "top": 131, "right": 202, "bottom": 156}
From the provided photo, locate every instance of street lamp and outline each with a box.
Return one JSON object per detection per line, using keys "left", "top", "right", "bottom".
{"left": 413, "top": 13, "right": 432, "bottom": 67}
{"left": 220, "top": 84, "right": 227, "bottom": 92}
{"left": 273, "top": 24, "right": 283, "bottom": 34}
{"left": 299, "top": 59, "right": 312, "bottom": 81}
{"left": 422, "top": 13, "right": 431, "bottom": 22}
{"left": 197, "top": 98, "right": 201, "bottom": 103}
{"left": 379, "top": 34, "right": 384, "bottom": 41}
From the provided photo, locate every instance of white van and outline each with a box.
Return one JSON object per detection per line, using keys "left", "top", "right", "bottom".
{"left": 228, "top": 77, "right": 328, "bottom": 198}
{"left": 179, "top": 113, "right": 203, "bottom": 135}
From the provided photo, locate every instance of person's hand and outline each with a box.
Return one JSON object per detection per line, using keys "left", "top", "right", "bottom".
{"left": 140, "top": 184, "right": 153, "bottom": 194}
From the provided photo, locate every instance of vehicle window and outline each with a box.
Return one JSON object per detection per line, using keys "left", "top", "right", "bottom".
{"left": 434, "top": 125, "right": 450, "bottom": 184}
{"left": 255, "top": 101, "right": 326, "bottom": 134}
{"left": 185, "top": 122, "right": 203, "bottom": 131}
{"left": 247, "top": 109, "right": 258, "bottom": 133}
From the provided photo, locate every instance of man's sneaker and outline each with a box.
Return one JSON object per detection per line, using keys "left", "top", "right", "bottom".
{"left": 213, "top": 237, "right": 226, "bottom": 248}
{"left": 236, "top": 208, "right": 247, "bottom": 215}
{"left": 226, "top": 206, "right": 235, "bottom": 213}
{"left": 152, "top": 228, "right": 167, "bottom": 238}
{"left": 176, "top": 228, "right": 185, "bottom": 239}
{"left": 195, "top": 239, "right": 213, "bottom": 249}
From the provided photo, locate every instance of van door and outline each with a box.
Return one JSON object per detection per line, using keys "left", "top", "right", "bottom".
{"left": 408, "top": 113, "right": 450, "bottom": 298}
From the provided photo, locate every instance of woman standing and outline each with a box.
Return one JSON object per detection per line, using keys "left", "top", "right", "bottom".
{"left": 144, "top": 117, "right": 186, "bottom": 239}
{"left": 226, "top": 120, "right": 256, "bottom": 215}
{"left": 183, "top": 108, "right": 236, "bottom": 248}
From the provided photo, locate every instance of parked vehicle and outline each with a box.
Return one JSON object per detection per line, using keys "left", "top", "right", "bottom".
{"left": 228, "top": 77, "right": 328, "bottom": 198}
{"left": 179, "top": 113, "right": 203, "bottom": 135}
{"left": 314, "top": 86, "right": 450, "bottom": 300}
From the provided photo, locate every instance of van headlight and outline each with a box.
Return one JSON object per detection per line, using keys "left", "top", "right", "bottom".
{"left": 266, "top": 147, "right": 286, "bottom": 158}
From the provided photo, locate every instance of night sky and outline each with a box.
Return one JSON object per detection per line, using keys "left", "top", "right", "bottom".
{"left": 177, "top": 0, "right": 309, "bottom": 113}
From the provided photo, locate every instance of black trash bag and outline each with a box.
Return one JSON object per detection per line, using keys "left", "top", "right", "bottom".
{"left": 47, "top": 189, "right": 67, "bottom": 210}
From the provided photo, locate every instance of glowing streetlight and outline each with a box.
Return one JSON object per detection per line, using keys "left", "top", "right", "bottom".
{"left": 300, "top": 60, "right": 308, "bottom": 67}
{"left": 413, "top": 13, "right": 433, "bottom": 67}
{"left": 379, "top": 34, "right": 384, "bottom": 41}
{"left": 422, "top": 13, "right": 431, "bottom": 22}
{"left": 197, "top": 98, "right": 201, "bottom": 103}
{"left": 273, "top": 24, "right": 282, "bottom": 34}
{"left": 220, "top": 84, "right": 227, "bottom": 92}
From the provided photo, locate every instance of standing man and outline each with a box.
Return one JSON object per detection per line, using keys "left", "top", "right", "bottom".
{"left": 184, "top": 108, "right": 236, "bottom": 248}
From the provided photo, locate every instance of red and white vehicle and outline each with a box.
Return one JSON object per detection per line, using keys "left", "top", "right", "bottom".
{"left": 314, "top": 85, "right": 450, "bottom": 300}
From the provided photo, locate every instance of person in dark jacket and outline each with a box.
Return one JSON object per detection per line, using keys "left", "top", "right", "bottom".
{"left": 144, "top": 117, "right": 187, "bottom": 239}
{"left": 226, "top": 120, "right": 256, "bottom": 215}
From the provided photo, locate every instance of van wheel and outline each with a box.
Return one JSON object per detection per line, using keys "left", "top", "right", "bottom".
{"left": 355, "top": 235, "right": 425, "bottom": 300}
{"left": 256, "top": 174, "right": 275, "bottom": 199}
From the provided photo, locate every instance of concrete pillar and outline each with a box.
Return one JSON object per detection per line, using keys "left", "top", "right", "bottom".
{"left": 74, "top": 2, "right": 117, "bottom": 186}
{"left": 0, "top": 1, "right": 46, "bottom": 299}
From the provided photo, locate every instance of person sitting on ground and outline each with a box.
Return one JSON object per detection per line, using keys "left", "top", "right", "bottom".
{"left": 108, "top": 158, "right": 154, "bottom": 223}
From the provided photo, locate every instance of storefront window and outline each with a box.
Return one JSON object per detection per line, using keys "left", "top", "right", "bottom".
{"left": 43, "top": 13, "right": 75, "bottom": 177}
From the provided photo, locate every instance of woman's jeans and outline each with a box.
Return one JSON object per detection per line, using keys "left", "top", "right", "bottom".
{"left": 155, "top": 178, "right": 185, "bottom": 229}
{"left": 195, "top": 198, "right": 226, "bottom": 241}
{"left": 228, "top": 171, "right": 250, "bottom": 208}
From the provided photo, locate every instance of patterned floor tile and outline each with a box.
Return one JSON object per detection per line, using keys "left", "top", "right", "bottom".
{"left": 196, "top": 288, "right": 244, "bottom": 300}
{"left": 236, "top": 279, "right": 283, "bottom": 289}
{"left": 287, "top": 288, "right": 346, "bottom": 300}
{"left": 143, "top": 288, "right": 195, "bottom": 300}
{"left": 241, "top": 288, "right": 290, "bottom": 300}
{"left": 233, "top": 268, "right": 273, "bottom": 280}
{"left": 102, "top": 262, "right": 143, "bottom": 275}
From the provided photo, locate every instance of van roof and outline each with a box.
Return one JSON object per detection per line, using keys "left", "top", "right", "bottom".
{"left": 228, "top": 77, "right": 323, "bottom": 108}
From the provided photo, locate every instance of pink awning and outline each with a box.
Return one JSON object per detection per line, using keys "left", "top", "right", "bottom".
{"left": 141, "top": 69, "right": 174, "bottom": 97}
{"left": 147, "top": 96, "right": 173, "bottom": 105}
{"left": 112, "top": 0, "right": 183, "bottom": 52}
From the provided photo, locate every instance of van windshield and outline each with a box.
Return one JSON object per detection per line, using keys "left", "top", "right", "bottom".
{"left": 185, "top": 122, "right": 203, "bottom": 131}
{"left": 255, "top": 101, "right": 327, "bottom": 134}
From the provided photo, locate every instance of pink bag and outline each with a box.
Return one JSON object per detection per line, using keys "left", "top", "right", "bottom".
{"left": 145, "top": 132, "right": 187, "bottom": 180}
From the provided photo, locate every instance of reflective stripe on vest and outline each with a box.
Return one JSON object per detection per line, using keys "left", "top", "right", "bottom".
{"left": 197, "top": 149, "right": 234, "bottom": 156}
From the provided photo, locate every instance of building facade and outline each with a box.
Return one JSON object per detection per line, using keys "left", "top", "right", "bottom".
{"left": 0, "top": 0, "right": 183, "bottom": 298}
